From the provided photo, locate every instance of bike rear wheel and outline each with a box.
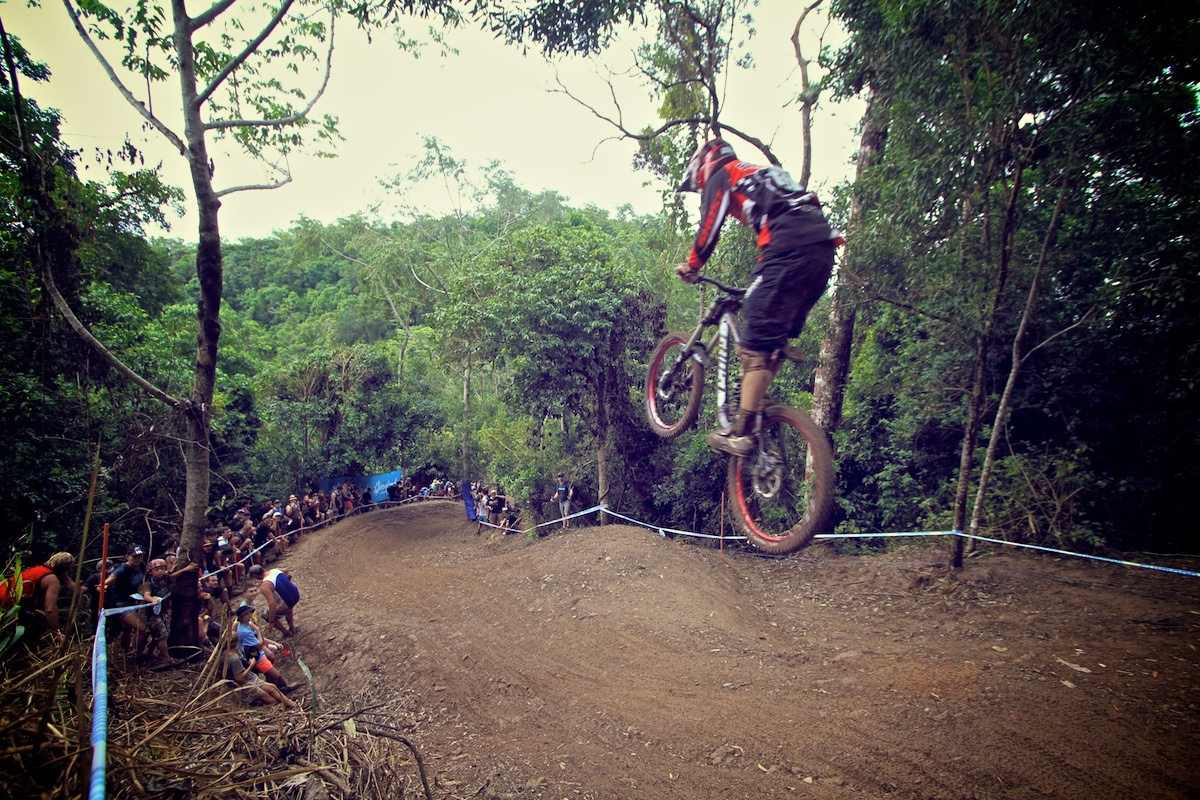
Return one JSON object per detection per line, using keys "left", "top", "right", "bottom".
{"left": 644, "top": 332, "right": 705, "bottom": 439}
{"left": 726, "top": 404, "right": 835, "bottom": 554}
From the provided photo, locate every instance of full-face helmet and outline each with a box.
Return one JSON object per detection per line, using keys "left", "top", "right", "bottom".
{"left": 676, "top": 139, "right": 737, "bottom": 192}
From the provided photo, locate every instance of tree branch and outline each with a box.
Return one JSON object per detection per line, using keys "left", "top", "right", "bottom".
{"left": 205, "top": 11, "right": 336, "bottom": 131}
{"left": 59, "top": 0, "right": 187, "bottom": 155}
{"left": 190, "top": 0, "right": 238, "bottom": 30}
{"left": 40, "top": 262, "right": 188, "bottom": 410}
{"left": 214, "top": 174, "right": 293, "bottom": 197}
{"left": 195, "top": 0, "right": 299, "bottom": 108}
{"left": 789, "top": 0, "right": 823, "bottom": 186}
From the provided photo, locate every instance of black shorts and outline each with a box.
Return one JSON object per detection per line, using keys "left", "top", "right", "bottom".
{"left": 741, "top": 232, "right": 836, "bottom": 353}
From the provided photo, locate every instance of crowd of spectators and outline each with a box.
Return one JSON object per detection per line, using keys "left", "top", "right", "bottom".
{"left": 472, "top": 483, "right": 522, "bottom": 535}
{"left": 5, "top": 476, "right": 476, "bottom": 707}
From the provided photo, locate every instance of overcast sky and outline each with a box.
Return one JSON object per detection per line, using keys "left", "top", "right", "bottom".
{"left": 5, "top": 1, "right": 863, "bottom": 241}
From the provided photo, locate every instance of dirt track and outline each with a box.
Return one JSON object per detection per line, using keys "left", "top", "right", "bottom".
{"left": 281, "top": 501, "right": 1200, "bottom": 799}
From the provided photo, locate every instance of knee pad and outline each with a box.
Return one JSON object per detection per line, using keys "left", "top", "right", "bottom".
{"left": 737, "top": 346, "right": 781, "bottom": 376}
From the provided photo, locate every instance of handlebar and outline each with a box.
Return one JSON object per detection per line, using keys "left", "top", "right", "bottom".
{"left": 694, "top": 274, "right": 747, "bottom": 296}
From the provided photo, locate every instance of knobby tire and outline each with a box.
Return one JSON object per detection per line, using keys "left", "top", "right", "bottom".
{"left": 727, "top": 404, "right": 835, "bottom": 554}
{"left": 644, "top": 332, "right": 704, "bottom": 439}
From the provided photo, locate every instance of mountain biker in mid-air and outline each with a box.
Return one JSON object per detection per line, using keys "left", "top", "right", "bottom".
{"left": 674, "top": 138, "right": 842, "bottom": 457}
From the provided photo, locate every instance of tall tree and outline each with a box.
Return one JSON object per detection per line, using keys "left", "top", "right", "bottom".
{"left": 434, "top": 221, "right": 660, "bottom": 515}
{"left": 38, "top": 0, "right": 654, "bottom": 647}
{"left": 829, "top": 0, "right": 1199, "bottom": 561}
{"left": 0, "top": 27, "right": 186, "bottom": 556}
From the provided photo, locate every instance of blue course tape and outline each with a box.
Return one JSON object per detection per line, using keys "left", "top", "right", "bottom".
{"left": 815, "top": 531, "right": 953, "bottom": 539}
{"left": 523, "top": 503, "right": 1200, "bottom": 579}
{"left": 952, "top": 531, "right": 1200, "bottom": 578}
{"left": 90, "top": 599, "right": 160, "bottom": 800}
{"left": 88, "top": 614, "right": 109, "bottom": 800}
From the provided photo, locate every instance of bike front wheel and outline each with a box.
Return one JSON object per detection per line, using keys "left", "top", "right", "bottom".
{"left": 726, "top": 404, "right": 835, "bottom": 554}
{"left": 644, "top": 332, "right": 705, "bottom": 439}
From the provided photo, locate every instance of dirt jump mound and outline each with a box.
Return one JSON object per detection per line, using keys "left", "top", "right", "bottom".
{"left": 283, "top": 501, "right": 1200, "bottom": 799}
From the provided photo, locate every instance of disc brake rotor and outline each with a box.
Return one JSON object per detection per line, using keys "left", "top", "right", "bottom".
{"left": 751, "top": 450, "right": 784, "bottom": 499}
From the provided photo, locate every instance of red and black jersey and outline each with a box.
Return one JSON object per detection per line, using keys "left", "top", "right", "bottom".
{"left": 686, "top": 160, "right": 839, "bottom": 270}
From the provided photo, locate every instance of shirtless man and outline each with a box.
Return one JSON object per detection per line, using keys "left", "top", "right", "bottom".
{"left": 247, "top": 563, "right": 298, "bottom": 638}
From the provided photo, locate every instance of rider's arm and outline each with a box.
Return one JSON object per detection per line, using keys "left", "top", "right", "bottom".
{"left": 41, "top": 574, "right": 63, "bottom": 634}
{"left": 686, "top": 168, "right": 733, "bottom": 270}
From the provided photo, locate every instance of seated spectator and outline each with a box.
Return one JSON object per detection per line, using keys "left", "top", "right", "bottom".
{"left": 266, "top": 509, "right": 288, "bottom": 555}
{"left": 200, "top": 571, "right": 232, "bottom": 620}
{"left": 251, "top": 521, "right": 275, "bottom": 566}
{"left": 104, "top": 545, "right": 151, "bottom": 656}
{"left": 228, "top": 532, "right": 251, "bottom": 583}
{"left": 224, "top": 622, "right": 296, "bottom": 708}
{"left": 234, "top": 603, "right": 293, "bottom": 692}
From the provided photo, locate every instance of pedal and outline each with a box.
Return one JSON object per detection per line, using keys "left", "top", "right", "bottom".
{"left": 690, "top": 344, "right": 711, "bottom": 366}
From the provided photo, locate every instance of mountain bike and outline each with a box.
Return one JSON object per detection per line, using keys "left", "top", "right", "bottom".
{"left": 643, "top": 275, "right": 835, "bottom": 554}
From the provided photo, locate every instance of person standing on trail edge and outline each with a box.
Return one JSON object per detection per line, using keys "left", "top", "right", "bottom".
{"left": 552, "top": 473, "right": 574, "bottom": 529}
{"left": 675, "top": 138, "right": 841, "bottom": 457}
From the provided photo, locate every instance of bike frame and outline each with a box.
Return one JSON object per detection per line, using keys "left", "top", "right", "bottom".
{"left": 664, "top": 277, "right": 744, "bottom": 433}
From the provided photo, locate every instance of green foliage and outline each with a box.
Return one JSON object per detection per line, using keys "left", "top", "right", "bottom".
{"left": 0, "top": 555, "right": 26, "bottom": 657}
{"left": 824, "top": 0, "right": 1200, "bottom": 551}
{"left": 6, "top": 0, "right": 1199, "bottom": 562}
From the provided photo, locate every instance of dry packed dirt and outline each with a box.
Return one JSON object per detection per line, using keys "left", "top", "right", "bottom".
{"left": 280, "top": 501, "right": 1200, "bottom": 800}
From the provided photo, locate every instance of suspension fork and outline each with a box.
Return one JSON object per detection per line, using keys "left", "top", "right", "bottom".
{"left": 655, "top": 322, "right": 708, "bottom": 400}
{"left": 714, "top": 313, "right": 740, "bottom": 433}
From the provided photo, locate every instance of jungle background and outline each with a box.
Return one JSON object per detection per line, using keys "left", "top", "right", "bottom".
{"left": 2, "top": 0, "right": 1197, "bottom": 580}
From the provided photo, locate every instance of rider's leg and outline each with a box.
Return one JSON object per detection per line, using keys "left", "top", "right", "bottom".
{"left": 706, "top": 236, "right": 834, "bottom": 458}
{"left": 707, "top": 347, "right": 779, "bottom": 457}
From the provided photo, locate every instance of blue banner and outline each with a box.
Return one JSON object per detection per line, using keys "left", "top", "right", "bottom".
{"left": 462, "top": 476, "right": 477, "bottom": 521}
{"left": 320, "top": 469, "right": 403, "bottom": 503}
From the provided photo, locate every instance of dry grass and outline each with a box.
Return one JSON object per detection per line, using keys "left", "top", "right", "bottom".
{"left": 1, "top": 631, "right": 432, "bottom": 800}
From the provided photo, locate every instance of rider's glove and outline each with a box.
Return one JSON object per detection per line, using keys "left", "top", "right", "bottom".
{"left": 675, "top": 262, "right": 700, "bottom": 283}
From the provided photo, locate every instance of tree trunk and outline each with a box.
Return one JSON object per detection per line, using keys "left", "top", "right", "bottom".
{"left": 813, "top": 89, "right": 886, "bottom": 435}
{"left": 967, "top": 179, "right": 1069, "bottom": 542}
{"left": 595, "top": 374, "right": 609, "bottom": 526}
{"left": 950, "top": 347, "right": 988, "bottom": 569}
{"left": 461, "top": 354, "right": 471, "bottom": 479}
{"left": 813, "top": 288, "right": 855, "bottom": 433}
{"left": 169, "top": 0, "right": 223, "bottom": 652}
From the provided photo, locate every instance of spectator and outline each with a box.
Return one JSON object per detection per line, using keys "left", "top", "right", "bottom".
{"left": 284, "top": 495, "right": 305, "bottom": 542}
{"left": 502, "top": 496, "right": 521, "bottom": 535}
{"left": 248, "top": 564, "right": 299, "bottom": 638}
{"left": 223, "top": 632, "right": 296, "bottom": 708}
{"left": 266, "top": 509, "right": 288, "bottom": 555}
{"left": 82, "top": 559, "right": 108, "bottom": 623}
{"left": 251, "top": 521, "right": 275, "bottom": 566}
{"left": 234, "top": 604, "right": 293, "bottom": 693}
{"left": 213, "top": 524, "right": 240, "bottom": 586}
{"left": 472, "top": 485, "right": 488, "bottom": 533}
{"left": 0, "top": 552, "right": 78, "bottom": 646}
{"left": 141, "top": 558, "right": 172, "bottom": 663}
{"left": 200, "top": 571, "right": 232, "bottom": 620}
{"left": 477, "top": 491, "right": 501, "bottom": 534}
{"left": 551, "top": 472, "right": 575, "bottom": 529}
{"left": 104, "top": 545, "right": 151, "bottom": 656}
